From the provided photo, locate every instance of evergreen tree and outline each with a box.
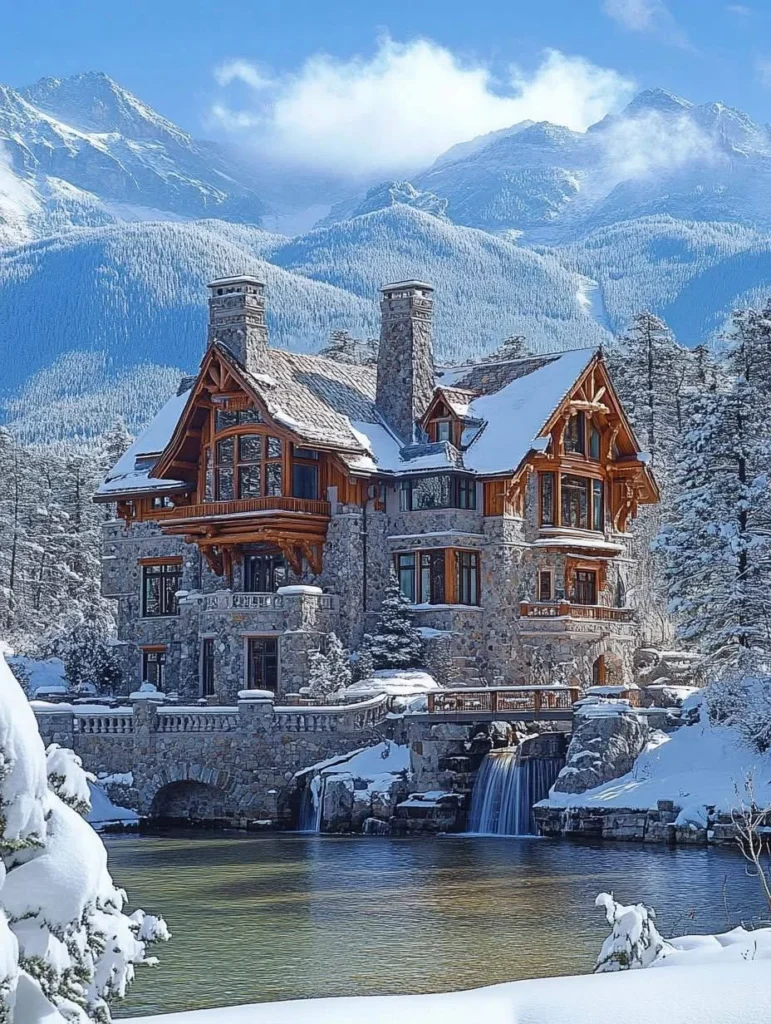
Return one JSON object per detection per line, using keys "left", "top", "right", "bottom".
{"left": 306, "top": 649, "right": 335, "bottom": 701}
{"left": 363, "top": 571, "right": 424, "bottom": 670}
{"left": 483, "top": 334, "right": 530, "bottom": 362}
{"left": 325, "top": 632, "right": 352, "bottom": 690}
{"left": 49, "top": 620, "right": 123, "bottom": 693}
{"left": 354, "top": 644, "right": 375, "bottom": 682}
{"left": 306, "top": 632, "right": 351, "bottom": 700}
{"left": 655, "top": 303, "right": 771, "bottom": 662}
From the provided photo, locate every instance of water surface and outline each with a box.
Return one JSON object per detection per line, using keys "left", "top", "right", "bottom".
{"left": 110, "top": 831, "right": 765, "bottom": 1017}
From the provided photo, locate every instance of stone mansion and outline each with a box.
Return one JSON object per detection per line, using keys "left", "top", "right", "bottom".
{"left": 96, "top": 277, "right": 658, "bottom": 703}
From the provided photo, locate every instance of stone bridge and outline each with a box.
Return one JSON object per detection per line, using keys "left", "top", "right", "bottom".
{"left": 35, "top": 693, "right": 393, "bottom": 826}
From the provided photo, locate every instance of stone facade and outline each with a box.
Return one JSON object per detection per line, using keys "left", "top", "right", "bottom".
{"left": 99, "top": 275, "right": 656, "bottom": 710}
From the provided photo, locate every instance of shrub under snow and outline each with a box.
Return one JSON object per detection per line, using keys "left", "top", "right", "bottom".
{"left": 0, "top": 652, "right": 168, "bottom": 1023}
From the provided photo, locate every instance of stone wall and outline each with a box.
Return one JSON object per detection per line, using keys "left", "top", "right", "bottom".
{"left": 534, "top": 802, "right": 741, "bottom": 847}
{"left": 36, "top": 697, "right": 393, "bottom": 827}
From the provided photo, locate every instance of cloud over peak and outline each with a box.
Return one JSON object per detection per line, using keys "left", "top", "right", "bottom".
{"left": 210, "top": 38, "right": 634, "bottom": 178}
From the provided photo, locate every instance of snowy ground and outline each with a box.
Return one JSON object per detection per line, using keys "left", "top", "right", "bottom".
{"left": 343, "top": 669, "right": 440, "bottom": 700}
{"left": 543, "top": 697, "right": 771, "bottom": 817}
{"left": 127, "top": 961, "right": 771, "bottom": 1024}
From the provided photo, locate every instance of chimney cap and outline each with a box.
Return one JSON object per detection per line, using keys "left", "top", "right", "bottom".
{"left": 380, "top": 280, "right": 433, "bottom": 294}
{"left": 208, "top": 275, "right": 265, "bottom": 289}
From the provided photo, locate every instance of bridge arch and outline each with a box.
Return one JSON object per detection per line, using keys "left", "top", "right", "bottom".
{"left": 145, "top": 763, "right": 243, "bottom": 823}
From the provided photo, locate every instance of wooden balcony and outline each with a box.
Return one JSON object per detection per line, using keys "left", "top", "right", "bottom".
{"left": 520, "top": 602, "right": 634, "bottom": 622}
{"left": 152, "top": 495, "right": 331, "bottom": 522}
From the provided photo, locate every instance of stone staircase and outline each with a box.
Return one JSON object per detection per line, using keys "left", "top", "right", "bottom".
{"left": 450, "top": 655, "right": 485, "bottom": 687}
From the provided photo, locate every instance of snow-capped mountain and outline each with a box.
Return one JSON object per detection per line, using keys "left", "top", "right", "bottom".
{"left": 0, "top": 72, "right": 267, "bottom": 245}
{"left": 4, "top": 73, "right": 771, "bottom": 441}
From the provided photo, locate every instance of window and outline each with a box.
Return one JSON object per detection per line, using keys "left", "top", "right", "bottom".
{"left": 455, "top": 551, "right": 480, "bottom": 606}
{"left": 211, "top": 433, "right": 283, "bottom": 500}
{"left": 592, "top": 655, "right": 606, "bottom": 685}
{"left": 435, "top": 420, "right": 452, "bottom": 443}
{"left": 201, "top": 639, "right": 215, "bottom": 697}
{"left": 573, "top": 570, "right": 597, "bottom": 606}
{"left": 564, "top": 413, "right": 585, "bottom": 455}
{"left": 293, "top": 463, "right": 319, "bottom": 500}
{"left": 540, "top": 473, "right": 555, "bottom": 526}
{"left": 142, "top": 649, "right": 166, "bottom": 688}
{"left": 455, "top": 477, "right": 476, "bottom": 510}
{"left": 420, "top": 551, "right": 446, "bottom": 604}
{"left": 561, "top": 474, "right": 589, "bottom": 529}
{"left": 151, "top": 495, "right": 174, "bottom": 509}
{"left": 616, "top": 576, "right": 626, "bottom": 608}
{"left": 244, "top": 550, "right": 286, "bottom": 592}
{"left": 142, "top": 562, "right": 182, "bottom": 617}
{"left": 215, "top": 437, "right": 235, "bottom": 500}
{"left": 589, "top": 425, "right": 601, "bottom": 460}
{"left": 247, "top": 637, "right": 278, "bottom": 691}
{"left": 538, "top": 569, "right": 553, "bottom": 602}
{"left": 397, "top": 553, "right": 416, "bottom": 603}
{"left": 215, "top": 407, "right": 263, "bottom": 431}
{"left": 399, "top": 475, "right": 476, "bottom": 511}
{"left": 592, "top": 479, "right": 604, "bottom": 532}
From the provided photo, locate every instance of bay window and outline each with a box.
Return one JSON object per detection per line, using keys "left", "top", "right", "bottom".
{"left": 561, "top": 474, "right": 589, "bottom": 529}
{"left": 539, "top": 472, "right": 605, "bottom": 531}
{"left": 395, "top": 549, "right": 480, "bottom": 606}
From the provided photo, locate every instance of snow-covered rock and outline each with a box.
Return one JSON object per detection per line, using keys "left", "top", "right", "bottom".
{"left": 552, "top": 703, "right": 649, "bottom": 795}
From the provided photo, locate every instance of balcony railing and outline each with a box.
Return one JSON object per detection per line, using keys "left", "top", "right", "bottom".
{"left": 201, "top": 591, "right": 338, "bottom": 612}
{"left": 520, "top": 601, "right": 634, "bottom": 623}
{"left": 427, "top": 686, "right": 581, "bottom": 716}
{"left": 152, "top": 496, "right": 331, "bottom": 521}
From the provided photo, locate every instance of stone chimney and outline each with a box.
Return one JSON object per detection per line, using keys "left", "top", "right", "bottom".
{"left": 376, "top": 281, "right": 435, "bottom": 443}
{"left": 207, "top": 276, "right": 268, "bottom": 374}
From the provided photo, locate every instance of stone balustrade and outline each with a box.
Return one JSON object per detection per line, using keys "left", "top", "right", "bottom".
{"left": 156, "top": 708, "right": 241, "bottom": 732}
{"left": 201, "top": 591, "right": 338, "bottom": 613}
{"left": 273, "top": 694, "right": 389, "bottom": 733}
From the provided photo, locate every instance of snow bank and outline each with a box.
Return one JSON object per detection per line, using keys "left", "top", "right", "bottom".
{"left": 86, "top": 782, "right": 139, "bottom": 830}
{"left": 128, "top": 961, "right": 771, "bottom": 1024}
{"left": 344, "top": 669, "right": 440, "bottom": 700}
{"left": 544, "top": 696, "right": 771, "bottom": 814}
{"left": 9, "top": 655, "right": 67, "bottom": 695}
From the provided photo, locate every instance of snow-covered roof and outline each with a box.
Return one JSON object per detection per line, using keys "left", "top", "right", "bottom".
{"left": 96, "top": 387, "right": 192, "bottom": 496}
{"left": 98, "top": 341, "right": 603, "bottom": 496}
{"left": 461, "top": 348, "right": 596, "bottom": 474}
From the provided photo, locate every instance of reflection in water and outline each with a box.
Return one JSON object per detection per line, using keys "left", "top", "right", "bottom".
{"left": 110, "top": 831, "right": 763, "bottom": 1018}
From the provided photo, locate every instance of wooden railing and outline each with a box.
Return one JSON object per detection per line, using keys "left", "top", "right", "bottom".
{"left": 427, "top": 686, "right": 581, "bottom": 716}
{"left": 520, "top": 602, "right": 634, "bottom": 622}
{"left": 153, "top": 496, "right": 331, "bottom": 520}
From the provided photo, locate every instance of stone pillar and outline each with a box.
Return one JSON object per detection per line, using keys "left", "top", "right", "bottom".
{"left": 207, "top": 276, "right": 268, "bottom": 374}
{"left": 237, "top": 692, "right": 275, "bottom": 733}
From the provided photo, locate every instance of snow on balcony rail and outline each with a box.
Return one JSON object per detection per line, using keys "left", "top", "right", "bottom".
{"left": 520, "top": 601, "right": 634, "bottom": 622}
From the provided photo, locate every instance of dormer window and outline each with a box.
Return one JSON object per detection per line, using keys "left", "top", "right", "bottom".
{"left": 426, "top": 400, "right": 456, "bottom": 445}
{"left": 435, "top": 420, "right": 452, "bottom": 443}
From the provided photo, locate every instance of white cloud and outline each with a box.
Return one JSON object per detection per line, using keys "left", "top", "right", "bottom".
{"left": 726, "top": 4, "right": 752, "bottom": 14}
{"left": 599, "top": 111, "right": 723, "bottom": 179}
{"left": 209, "top": 39, "right": 634, "bottom": 178}
{"left": 602, "top": 0, "right": 691, "bottom": 47}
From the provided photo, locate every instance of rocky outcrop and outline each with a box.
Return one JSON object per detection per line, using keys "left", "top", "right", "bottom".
{"left": 534, "top": 800, "right": 741, "bottom": 846}
{"left": 552, "top": 704, "right": 649, "bottom": 795}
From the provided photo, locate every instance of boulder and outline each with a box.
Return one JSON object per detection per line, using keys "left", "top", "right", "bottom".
{"left": 321, "top": 774, "right": 355, "bottom": 831}
{"left": 553, "top": 705, "right": 649, "bottom": 795}
{"left": 362, "top": 817, "right": 390, "bottom": 836}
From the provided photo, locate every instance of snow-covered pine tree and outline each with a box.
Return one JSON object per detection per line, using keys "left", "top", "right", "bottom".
{"left": 363, "top": 571, "right": 424, "bottom": 670}
{"left": 54, "top": 620, "right": 123, "bottom": 693}
{"left": 0, "top": 652, "right": 168, "bottom": 1023}
{"left": 482, "top": 334, "right": 529, "bottom": 362}
{"left": 655, "top": 303, "right": 771, "bottom": 662}
{"left": 325, "top": 632, "right": 352, "bottom": 691}
{"left": 306, "top": 649, "right": 336, "bottom": 701}
{"left": 354, "top": 643, "right": 375, "bottom": 682}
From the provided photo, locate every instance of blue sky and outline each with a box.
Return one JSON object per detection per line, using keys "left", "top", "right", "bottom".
{"left": 2, "top": 1, "right": 770, "bottom": 175}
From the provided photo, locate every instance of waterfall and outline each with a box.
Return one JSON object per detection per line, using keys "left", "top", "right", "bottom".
{"left": 297, "top": 774, "right": 323, "bottom": 833}
{"left": 466, "top": 744, "right": 564, "bottom": 837}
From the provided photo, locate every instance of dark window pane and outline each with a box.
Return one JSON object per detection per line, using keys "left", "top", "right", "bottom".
{"left": 267, "top": 436, "right": 282, "bottom": 459}
{"left": 247, "top": 637, "right": 278, "bottom": 691}
{"left": 456, "top": 551, "right": 479, "bottom": 605}
{"left": 238, "top": 464, "right": 261, "bottom": 498}
{"left": 540, "top": 473, "right": 555, "bottom": 525}
{"left": 397, "top": 553, "right": 415, "bottom": 602}
{"left": 561, "top": 474, "right": 589, "bottom": 529}
{"left": 142, "top": 650, "right": 166, "bottom": 688}
{"left": 216, "top": 437, "right": 235, "bottom": 500}
{"left": 239, "top": 434, "right": 262, "bottom": 462}
{"left": 204, "top": 447, "right": 214, "bottom": 502}
{"left": 420, "top": 551, "right": 445, "bottom": 604}
{"left": 293, "top": 446, "right": 320, "bottom": 460}
{"left": 455, "top": 477, "right": 476, "bottom": 510}
{"left": 592, "top": 479, "right": 604, "bottom": 531}
{"left": 411, "top": 476, "right": 450, "bottom": 510}
{"left": 266, "top": 463, "right": 283, "bottom": 496}
{"left": 216, "top": 468, "right": 234, "bottom": 500}
{"left": 574, "top": 570, "right": 597, "bottom": 605}
{"left": 201, "top": 639, "right": 215, "bottom": 697}
{"left": 589, "top": 426, "right": 601, "bottom": 460}
{"left": 399, "top": 481, "right": 411, "bottom": 512}
{"left": 142, "top": 564, "right": 181, "bottom": 616}
{"left": 292, "top": 463, "right": 317, "bottom": 499}
{"left": 538, "top": 570, "right": 552, "bottom": 602}
{"left": 215, "top": 409, "right": 238, "bottom": 432}
{"left": 239, "top": 408, "right": 263, "bottom": 424}
{"left": 436, "top": 420, "right": 451, "bottom": 442}
{"left": 245, "top": 551, "right": 285, "bottom": 592}
{"left": 564, "top": 413, "right": 585, "bottom": 455}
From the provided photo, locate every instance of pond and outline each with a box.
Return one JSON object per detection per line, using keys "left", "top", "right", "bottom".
{"left": 110, "top": 831, "right": 765, "bottom": 1017}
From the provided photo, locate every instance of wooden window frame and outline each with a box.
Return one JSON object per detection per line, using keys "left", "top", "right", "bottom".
{"left": 394, "top": 548, "right": 480, "bottom": 607}
{"left": 455, "top": 549, "right": 480, "bottom": 606}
